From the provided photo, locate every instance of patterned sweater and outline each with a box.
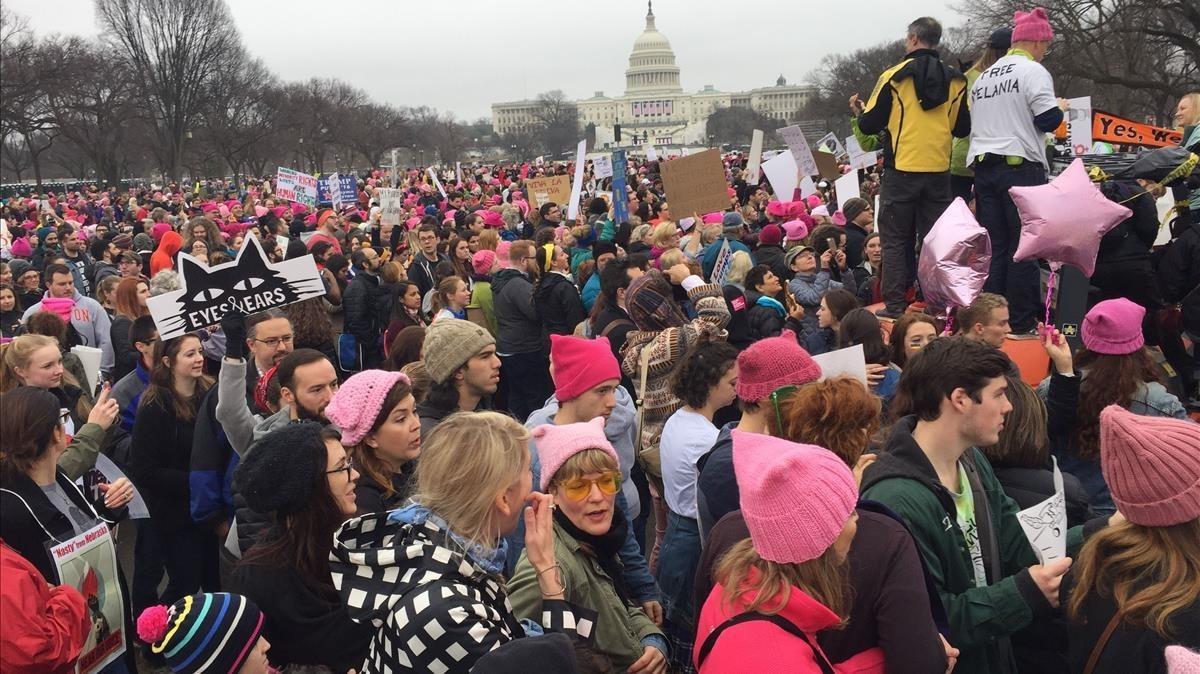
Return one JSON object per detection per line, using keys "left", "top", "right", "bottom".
{"left": 620, "top": 281, "right": 730, "bottom": 451}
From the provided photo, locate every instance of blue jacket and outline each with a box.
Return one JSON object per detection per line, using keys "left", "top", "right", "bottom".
{"left": 112, "top": 360, "right": 150, "bottom": 434}
{"left": 701, "top": 236, "right": 752, "bottom": 280}
{"left": 581, "top": 272, "right": 602, "bottom": 312}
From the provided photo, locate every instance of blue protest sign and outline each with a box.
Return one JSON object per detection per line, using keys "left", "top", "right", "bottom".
{"left": 317, "top": 175, "right": 358, "bottom": 205}
{"left": 611, "top": 150, "right": 629, "bottom": 224}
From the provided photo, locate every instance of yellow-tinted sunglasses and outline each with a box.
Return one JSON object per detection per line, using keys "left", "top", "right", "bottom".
{"left": 558, "top": 471, "right": 622, "bottom": 501}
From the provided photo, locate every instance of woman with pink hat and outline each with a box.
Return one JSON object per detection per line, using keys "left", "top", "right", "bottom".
{"left": 325, "top": 370, "right": 422, "bottom": 515}
{"left": 693, "top": 431, "right": 883, "bottom": 673}
{"left": 1065, "top": 405, "right": 1200, "bottom": 672}
{"left": 1036, "top": 298, "right": 1188, "bottom": 515}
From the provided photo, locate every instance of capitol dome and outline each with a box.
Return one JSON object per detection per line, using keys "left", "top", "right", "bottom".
{"left": 625, "top": 1, "right": 683, "bottom": 95}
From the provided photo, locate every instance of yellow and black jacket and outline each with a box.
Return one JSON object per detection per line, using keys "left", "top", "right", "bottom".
{"left": 858, "top": 48, "right": 970, "bottom": 173}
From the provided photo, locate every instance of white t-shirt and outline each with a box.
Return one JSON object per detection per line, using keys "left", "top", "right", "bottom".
{"left": 952, "top": 463, "right": 988, "bottom": 588}
{"left": 659, "top": 408, "right": 719, "bottom": 520}
{"left": 967, "top": 53, "right": 1058, "bottom": 168}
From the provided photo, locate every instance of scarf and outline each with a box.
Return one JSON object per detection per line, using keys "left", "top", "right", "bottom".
{"left": 626, "top": 271, "right": 686, "bottom": 331}
{"left": 552, "top": 504, "right": 633, "bottom": 605}
{"left": 755, "top": 295, "right": 786, "bottom": 317}
{"left": 389, "top": 503, "right": 510, "bottom": 575}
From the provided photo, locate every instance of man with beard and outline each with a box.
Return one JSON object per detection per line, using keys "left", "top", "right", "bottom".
{"left": 416, "top": 318, "right": 500, "bottom": 439}
{"left": 226, "top": 348, "right": 341, "bottom": 557}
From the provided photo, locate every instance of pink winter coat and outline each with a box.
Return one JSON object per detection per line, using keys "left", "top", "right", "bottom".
{"left": 694, "top": 575, "right": 885, "bottom": 674}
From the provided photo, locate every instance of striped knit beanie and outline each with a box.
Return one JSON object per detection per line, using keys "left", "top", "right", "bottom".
{"left": 136, "top": 593, "right": 264, "bottom": 674}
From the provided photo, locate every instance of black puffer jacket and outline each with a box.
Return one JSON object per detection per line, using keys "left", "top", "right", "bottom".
{"left": 492, "top": 268, "right": 541, "bottom": 354}
{"left": 532, "top": 272, "right": 586, "bottom": 351}
{"left": 1159, "top": 220, "right": 1200, "bottom": 337}
{"left": 342, "top": 271, "right": 387, "bottom": 368}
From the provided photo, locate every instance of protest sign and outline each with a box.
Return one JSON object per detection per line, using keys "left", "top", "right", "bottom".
{"left": 834, "top": 170, "right": 860, "bottom": 205}
{"left": 426, "top": 167, "right": 447, "bottom": 197}
{"left": 456, "top": 161, "right": 463, "bottom": 185}
{"left": 1017, "top": 457, "right": 1067, "bottom": 563}
{"left": 78, "top": 454, "right": 149, "bottom": 520}
{"left": 762, "top": 150, "right": 817, "bottom": 201}
{"left": 710, "top": 239, "right": 733, "bottom": 287}
{"left": 525, "top": 175, "right": 572, "bottom": 210}
{"left": 327, "top": 172, "right": 343, "bottom": 210}
{"left": 659, "top": 149, "right": 729, "bottom": 218}
{"left": 50, "top": 522, "right": 125, "bottom": 674}
{"left": 844, "top": 136, "right": 878, "bottom": 170}
{"left": 1065, "top": 97, "right": 1093, "bottom": 156}
{"left": 744, "top": 129, "right": 764, "bottom": 184}
{"left": 378, "top": 188, "right": 404, "bottom": 228}
{"left": 1091, "top": 110, "right": 1181, "bottom": 148}
{"left": 147, "top": 237, "right": 325, "bottom": 340}
{"left": 777, "top": 125, "right": 819, "bottom": 178}
{"left": 817, "top": 132, "right": 847, "bottom": 160}
{"left": 813, "top": 150, "right": 842, "bottom": 181}
{"left": 568, "top": 139, "right": 587, "bottom": 220}
{"left": 812, "top": 344, "right": 867, "bottom": 384}
{"left": 645, "top": 143, "right": 658, "bottom": 161}
{"left": 276, "top": 167, "right": 318, "bottom": 207}
{"left": 611, "top": 150, "right": 630, "bottom": 223}
{"left": 71, "top": 345, "right": 102, "bottom": 395}
{"left": 593, "top": 155, "right": 614, "bottom": 179}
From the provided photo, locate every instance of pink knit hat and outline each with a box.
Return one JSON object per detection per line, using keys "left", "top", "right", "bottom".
{"left": 781, "top": 219, "right": 809, "bottom": 242}
{"left": 531, "top": 417, "right": 618, "bottom": 491}
{"left": 472, "top": 249, "right": 497, "bottom": 276}
{"left": 736, "top": 331, "right": 821, "bottom": 402}
{"left": 732, "top": 430, "right": 857, "bottom": 563}
{"left": 40, "top": 296, "right": 76, "bottom": 321}
{"left": 1165, "top": 646, "right": 1200, "bottom": 674}
{"left": 549, "top": 335, "right": 620, "bottom": 403}
{"left": 1012, "top": 7, "right": 1054, "bottom": 42}
{"left": 1099, "top": 405, "right": 1200, "bottom": 527}
{"left": 1081, "top": 298, "right": 1144, "bottom": 355}
{"left": 482, "top": 211, "right": 504, "bottom": 228}
{"left": 765, "top": 201, "right": 789, "bottom": 219}
{"left": 758, "top": 224, "right": 783, "bottom": 246}
{"left": 325, "top": 370, "right": 411, "bottom": 446}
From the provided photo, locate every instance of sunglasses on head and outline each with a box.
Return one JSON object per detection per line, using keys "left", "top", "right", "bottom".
{"left": 770, "top": 385, "right": 799, "bottom": 431}
{"left": 557, "top": 471, "right": 622, "bottom": 501}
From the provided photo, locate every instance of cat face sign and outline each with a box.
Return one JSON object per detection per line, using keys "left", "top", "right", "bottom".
{"left": 147, "top": 236, "right": 325, "bottom": 339}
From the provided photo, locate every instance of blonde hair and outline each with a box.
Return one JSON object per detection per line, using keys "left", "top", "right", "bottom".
{"left": 477, "top": 229, "right": 499, "bottom": 252}
{"left": 1068, "top": 518, "right": 1200, "bottom": 639}
{"left": 631, "top": 223, "right": 652, "bottom": 243}
{"left": 658, "top": 248, "right": 686, "bottom": 270}
{"left": 413, "top": 412, "right": 529, "bottom": 548}
{"left": 549, "top": 448, "right": 618, "bottom": 489}
{"left": 714, "top": 538, "right": 850, "bottom": 620}
{"left": 1179, "top": 92, "right": 1200, "bottom": 128}
{"left": 725, "top": 250, "right": 754, "bottom": 286}
{"left": 650, "top": 221, "right": 679, "bottom": 248}
{"left": 1, "top": 334, "right": 83, "bottom": 393}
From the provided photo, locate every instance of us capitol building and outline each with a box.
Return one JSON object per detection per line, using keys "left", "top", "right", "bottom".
{"left": 491, "top": 2, "right": 816, "bottom": 148}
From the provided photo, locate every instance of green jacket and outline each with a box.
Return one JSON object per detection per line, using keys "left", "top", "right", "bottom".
{"left": 57, "top": 422, "right": 106, "bottom": 481}
{"left": 951, "top": 67, "right": 983, "bottom": 177}
{"left": 861, "top": 417, "right": 1092, "bottom": 674}
{"left": 469, "top": 279, "right": 497, "bottom": 336}
{"left": 849, "top": 116, "right": 881, "bottom": 153}
{"left": 508, "top": 523, "right": 663, "bottom": 672}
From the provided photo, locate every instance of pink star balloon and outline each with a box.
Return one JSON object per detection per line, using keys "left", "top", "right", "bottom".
{"left": 1010, "top": 158, "right": 1131, "bottom": 276}
{"left": 918, "top": 197, "right": 992, "bottom": 319}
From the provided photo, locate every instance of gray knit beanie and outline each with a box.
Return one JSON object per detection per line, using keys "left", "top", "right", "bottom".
{"left": 422, "top": 318, "right": 495, "bottom": 384}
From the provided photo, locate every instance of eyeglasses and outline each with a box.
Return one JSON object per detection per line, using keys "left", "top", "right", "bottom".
{"left": 558, "top": 471, "right": 622, "bottom": 501}
{"left": 769, "top": 385, "right": 799, "bottom": 431}
{"left": 254, "top": 334, "right": 294, "bottom": 348}
{"left": 325, "top": 456, "right": 354, "bottom": 478}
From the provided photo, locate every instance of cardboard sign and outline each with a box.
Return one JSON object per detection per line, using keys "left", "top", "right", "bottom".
{"left": 525, "top": 175, "right": 572, "bottom": 210}
{"left": 276, "top": 167, "right": 318, "bottom": 207}
{"left": 813, "top": 150, "right": 842, "bottom": 181}
{"left": 777, "top": 125, "right": 819, "bottom": 178}
{"left": 147, "top": 237, "right": 326, "bottom": 340}
{"left": 659, "top": 148, "right": 730, "bottom": 219}
{"left": 567, "top": 139, "right": 587, "bottom": 220}
{"left": 49, "top": 521, "right": 126, "bottom": 674}
{"left": 744, "top": 129, "right": 764, "bottom": 184}
{"left": 1018, "top": 457, "right": 1067, "bottom": 563}
{"left": 593, "top": 155, "right": 614, "bottom": 179}
{"left": 611, "top": 150, "right": 630, "bottom": 223}
{"left": 318, "top": 174, "right": 356, "bottom": 207}
{"left": 1091, "top": 110, "right": 1181, "bottom": 148}
{"left": 377, "top": 188, "right": 404, "bottom": 228}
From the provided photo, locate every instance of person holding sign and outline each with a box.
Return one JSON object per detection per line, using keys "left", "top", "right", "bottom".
{"left": 968, "top": 8, "right": 1065, "bottom": 334}
{"left": 0, "top": 387, "right": 135, "bottom": 673}
{"left": 855, "top": 17, "right": 971, "bottom": 320}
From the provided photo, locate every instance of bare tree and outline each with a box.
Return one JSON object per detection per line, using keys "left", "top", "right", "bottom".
{"left": 0, "top": 9, "right": 65, "bottom": 186}
{"left": 196, "top": 57, "right": 285, "bottom": 183}
{"left": 96, "top": 0, "right": 243, "bottom": 181}
{"left": 705, "top": 106, "right": 780, "bottom": 147}
{"left": 533, "top": 90, "right": 580, "bottom": 156}
{"left": 0, "top": 133, "right": 33, "bottom": 182}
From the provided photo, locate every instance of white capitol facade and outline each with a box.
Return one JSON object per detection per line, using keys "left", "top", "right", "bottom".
{"left": 491, "top": 2, "right": 816, "bottom": 148}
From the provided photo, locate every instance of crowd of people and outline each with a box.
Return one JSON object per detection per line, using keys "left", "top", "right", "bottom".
{"left": 1, "top": 8, "right": 1199, "bottom": 674}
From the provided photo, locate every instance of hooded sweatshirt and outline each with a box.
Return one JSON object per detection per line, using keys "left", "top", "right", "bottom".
{"left": 22, "top": 289, "right": 114, "bottom": 372}
{"left": 149, "top": 230, "right": 183, "bottom": 276}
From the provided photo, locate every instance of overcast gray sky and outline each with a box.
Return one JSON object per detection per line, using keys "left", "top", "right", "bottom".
{"left": 10, "top": 0, "right": 960, "bottom": 120}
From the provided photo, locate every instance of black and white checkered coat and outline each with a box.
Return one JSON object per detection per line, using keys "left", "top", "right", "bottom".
{"left": 331, "top": 512, "right": 597, "bottom": 673}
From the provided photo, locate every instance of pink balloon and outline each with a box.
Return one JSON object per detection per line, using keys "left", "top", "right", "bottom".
{"left": 1010, "top": 158, "right": 1131, "bottom": 276}
{"left": 918, "top": 198, "right": 992, "bottom": 317}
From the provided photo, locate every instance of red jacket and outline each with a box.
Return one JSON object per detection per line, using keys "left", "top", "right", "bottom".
{"left": 0, "top": 541, "right": 90, "bottom": 674}
{"left": 694, "top": 573, "right": 886, "bottom": 674}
